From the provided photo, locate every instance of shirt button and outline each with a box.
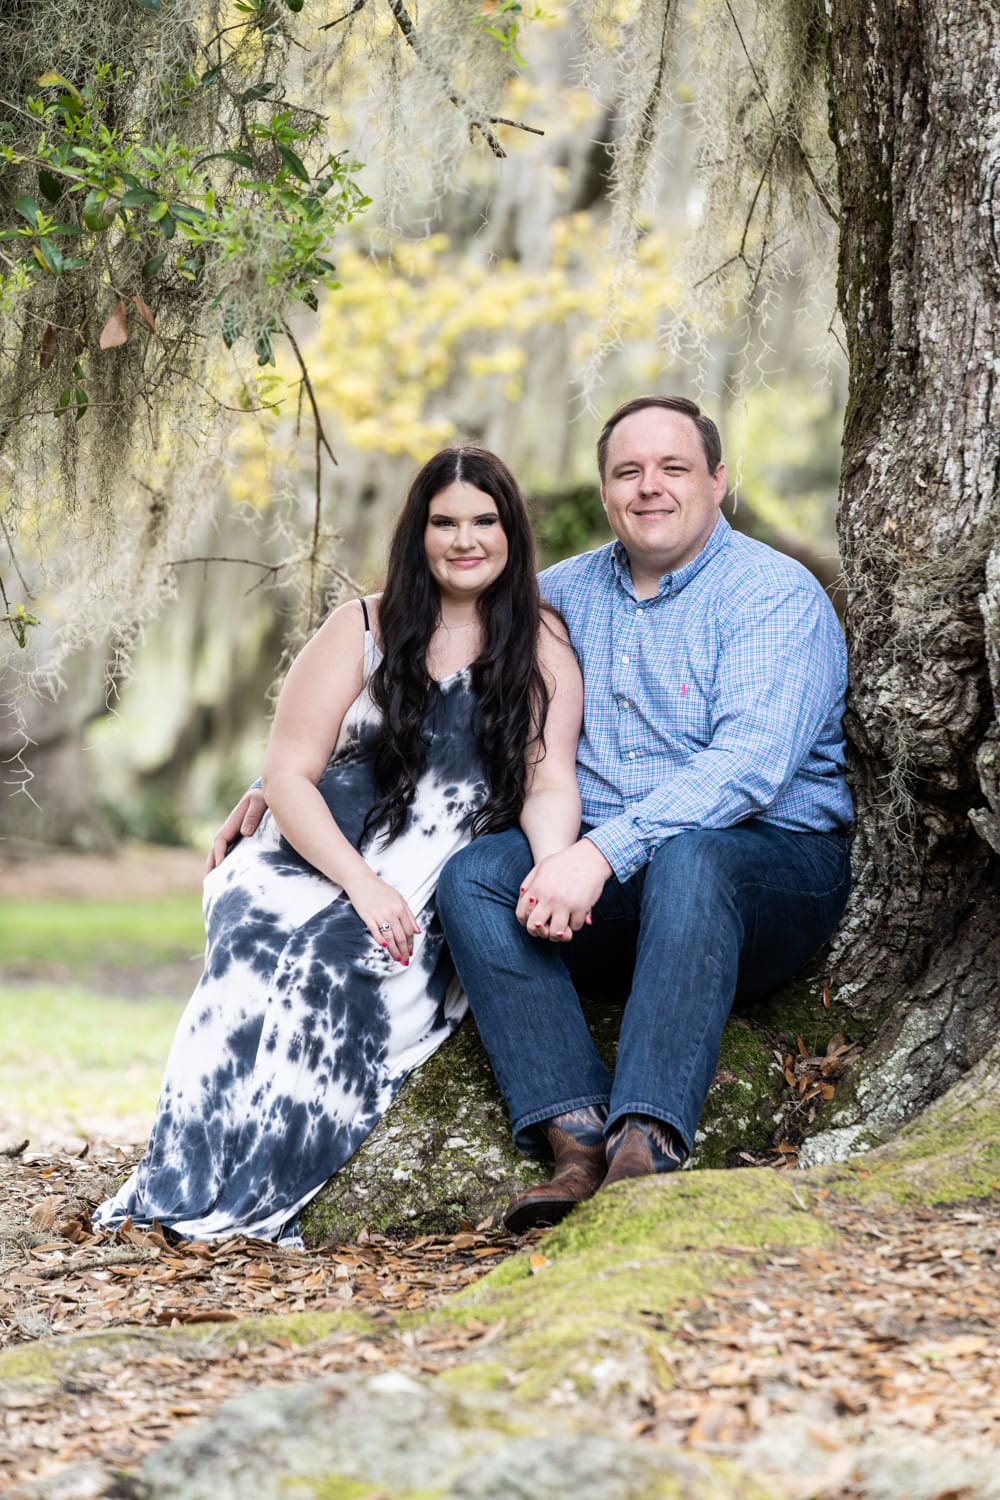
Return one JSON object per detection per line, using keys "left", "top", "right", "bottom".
{"left": 621, "top": 654, "right": 630, "bottom": 665}
{"left": 628, "top": 751, "right": 636, "bottom": 760}
{"left": 621, "top": 700, "right": 630, "bottom": 710}
{"left": 635, "top": 608, "right": 643, "bottom": 617}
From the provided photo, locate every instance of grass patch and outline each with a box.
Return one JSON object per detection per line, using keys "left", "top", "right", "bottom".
{"left": 0, "top": 893, "right": 204, "bottom": 968}
{"left": 0, "top": 984, "right": 184, "bottom": 1146}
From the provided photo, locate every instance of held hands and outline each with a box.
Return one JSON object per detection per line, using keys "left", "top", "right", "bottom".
{"left": 205, "top": 788, "right": 269, "bottom": 873}
{"left": 515, "top": 838, "right": 613, "bottom": 942}
{"left": 345, "top": 870, "right": 421, "bottom": 965}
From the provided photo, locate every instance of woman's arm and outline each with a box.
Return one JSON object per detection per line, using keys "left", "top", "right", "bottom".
{"left": 261, "top": 599, "right": 418, "bottom": 963}
{"left": 517, "top": 613, "right": 583, "bottom": 867}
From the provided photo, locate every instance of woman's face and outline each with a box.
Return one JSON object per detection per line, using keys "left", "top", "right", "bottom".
{"left": 423, "top": 481, "right": 509, "bottom": 605}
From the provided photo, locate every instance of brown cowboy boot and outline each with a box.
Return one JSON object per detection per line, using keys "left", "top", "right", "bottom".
{"left": 503, "top": 1110, "right": 607, "bottom": 1234}
{"left": 601, "top": 1115, "right": 686, "bottom": 1188}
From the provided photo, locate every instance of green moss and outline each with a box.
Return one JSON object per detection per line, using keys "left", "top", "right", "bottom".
{"left": 694, "top": 1020, "right": 780, "bottom": 1167}
{"left": 820, "top": 1090, "right": 1000, "bottom": 1209}
{"left": 0, "top": 1309, "right": 374, "bottom": 1387}
{"left": 433, "top": 1361, "right": 510, "bottom": 1393}
{"left": 278, "top": 1479, "right": 419, "bottom": 1500}
{"left": 413, "top": 1167, "right": 835, "bottom": 1398}
{"left": 302, "top": 1017, "right": 543, "bottom": 1244}
{"left": 746, "top": 971, "right": 840, "bottom": 1048}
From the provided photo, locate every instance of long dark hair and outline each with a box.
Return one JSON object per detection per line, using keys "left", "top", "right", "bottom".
{"left": 362, "top": 446, "right": 549, "bottom": 846}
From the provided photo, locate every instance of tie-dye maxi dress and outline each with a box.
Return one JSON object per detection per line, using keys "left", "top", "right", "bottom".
{"left": 94, "top": 629, "right": 487, "bottom": 1247}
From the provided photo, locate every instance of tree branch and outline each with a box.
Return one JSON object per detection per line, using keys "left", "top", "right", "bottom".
{"left": 723, "top": 0, "right": 838, "bottom": 226}
{"left": 320, "top": 0, "right": 367, "bottom": 30}
{"left": 385, "top": 0, "right": 542, "bottom": 158}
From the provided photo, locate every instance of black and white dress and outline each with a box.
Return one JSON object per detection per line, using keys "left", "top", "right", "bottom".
{"left": 94, "top": 619, "right": 486, "bottom": 1246}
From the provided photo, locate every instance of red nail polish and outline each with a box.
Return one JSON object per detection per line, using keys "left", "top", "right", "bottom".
{"left": 528, "top": 896, "right": 537, "bottom": 905}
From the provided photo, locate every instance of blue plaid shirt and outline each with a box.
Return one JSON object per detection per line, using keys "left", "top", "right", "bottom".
{"left": 538, "top": 515, "right": 852, "bottom": 881}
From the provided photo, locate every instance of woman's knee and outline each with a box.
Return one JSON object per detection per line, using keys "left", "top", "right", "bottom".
{"left": 439, "top": 828, "right": 530, "bottom": 905}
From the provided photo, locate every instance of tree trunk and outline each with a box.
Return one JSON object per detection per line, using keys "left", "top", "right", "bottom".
{"left": 818, "top": 0, "right": 1000, "bottom": 1153}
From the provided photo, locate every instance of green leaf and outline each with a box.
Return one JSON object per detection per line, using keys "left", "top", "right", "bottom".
{"left": 300, "top": 289, "right": 318, "bottom": 311}
{"left": 200, "top": 65, "right": 222, "bottom": 86}
{"left": 276, "top": 143, "right": 309, "bottom": 182}
{"left": 49, "top": 223, "right": 83, "bottom": 236}
{"left": 55, "top": 384, "right": 72, "bottom": 414}
{"left": 158, "top": 211, "right": 177, "bottom": 239}
{"left": 120, "top": 187, "right": 160, "bottom": 209}
{"left": 169, "top": 202, "right": 207, "bottom": 226}
{"left": 313, "top": 256, "right": 336, "bottom": 273}
{"left": 141, "top": 249, "right": 168, "bottom": 278}
{"left": 254, "top": 327, "right": 274, "bottom": 365}
{"left": 36, "top": 71, "right": 83, "bottom": 102}
{"left": 82, "top": 189, "right": 117, "bottom": 231}
{"left": 13, "top": 195, "right": 41, "bottom": 227}
{"left": 194, "top": 149, "right": 255, "bottom": 170}
{"left": 148, "top": 200, "right": 170, "bottom": 222}
{"left": 238, "top": 82, "right": 276, "bottom": 105}
{"left": 38, "top": 169, "right": 64, "bottom": 204}
{"left": 136, "top": 0, "right": 162, "bottom": 11}
{"left": 74, "top": 385, "right": 89, "bottom": 421}
{"left": 35, "top": 239, "right": 64, "bottom": 274}
{"left": 60, "top": 256, "right": 90, "bottom": 271}
{"left": 284, "top": 0, "right": 305, "bottom": 10}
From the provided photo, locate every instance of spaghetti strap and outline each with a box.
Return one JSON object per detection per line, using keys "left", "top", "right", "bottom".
{"left": 359, "top": 597, "right": 370, "bottom": 632}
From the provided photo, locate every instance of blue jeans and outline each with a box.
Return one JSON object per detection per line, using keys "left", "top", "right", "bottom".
{"left": 437, "top": 821, "right": 851, "bottom": 1156}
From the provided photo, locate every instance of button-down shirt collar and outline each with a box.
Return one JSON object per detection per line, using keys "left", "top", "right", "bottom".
{"left": 609, "top": 514, "right": 731, "bottom": 603}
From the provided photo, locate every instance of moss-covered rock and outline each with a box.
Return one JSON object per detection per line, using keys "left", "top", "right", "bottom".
{"left": 427, "top": 1166, "right": 835, "bottom": 1398}
{"left": 7, "top": 1370, "right": 778, "bottom": 1500}
{"left": 816, "top": 1037, "right": 1000, "bottom": 1207}
{"left": 302, "top": 989, "right": 808, "bottom": 1245}
{"left": 0, "top": 1309, "right": 373, "bottom": 1390}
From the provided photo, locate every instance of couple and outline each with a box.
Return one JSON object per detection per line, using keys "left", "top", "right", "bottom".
{"left": 95, "top": 395, "right": 852, "bottom": 1247}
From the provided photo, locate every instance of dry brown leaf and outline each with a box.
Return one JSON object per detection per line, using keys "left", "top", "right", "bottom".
{"left": 39, "top": 323, "right": 57, "bottom": 370}
{"left": 132, "top": 294, "right": 157, "bottom": 335}
{"left": 99, "top": 300, "right": 128, "bottom": 349}
{"left": 28, "top": 1199, "right": 61, "bottom": 1230}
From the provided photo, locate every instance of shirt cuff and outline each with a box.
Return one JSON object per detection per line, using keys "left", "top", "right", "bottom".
{"left": 584, "top": 818, "right": 648, "bottom": 883}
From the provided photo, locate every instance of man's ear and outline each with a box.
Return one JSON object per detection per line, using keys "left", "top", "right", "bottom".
{"left": 599, "top": 483, "right": 609, "bottom": 513}
{"left": 712, "top": 463, "right": 727, "bottom": 506}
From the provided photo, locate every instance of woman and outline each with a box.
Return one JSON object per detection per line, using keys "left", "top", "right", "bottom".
{"left": 94, "top": 447, "right": 582, "bottom": 1247}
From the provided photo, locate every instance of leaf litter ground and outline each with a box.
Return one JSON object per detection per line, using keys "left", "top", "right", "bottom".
{"left": 1, "top": 1142, "right": 998, "bottom": 1499}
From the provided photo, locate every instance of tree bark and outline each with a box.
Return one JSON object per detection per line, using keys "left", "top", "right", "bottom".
{"left": 821, "top": 0, "right": 1000, "bottom": 1149}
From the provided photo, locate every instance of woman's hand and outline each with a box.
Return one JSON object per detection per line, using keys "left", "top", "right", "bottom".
{"left": 515, "top": 839, "right": 611, "bottom": 941}
{"left": 345, "top": 871, "right": 421, "bottom": 965}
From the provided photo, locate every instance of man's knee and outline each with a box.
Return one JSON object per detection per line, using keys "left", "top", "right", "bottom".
{"left": 645, "top": 830, "right": 738, "bottom": 899}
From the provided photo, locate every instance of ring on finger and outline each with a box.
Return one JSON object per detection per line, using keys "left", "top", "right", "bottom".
{"left": 379, "top": 922, "right": 392, "bottom": 932}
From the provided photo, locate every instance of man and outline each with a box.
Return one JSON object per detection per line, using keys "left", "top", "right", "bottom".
{"left": 435, "top": 395, "right": 852, "bottom": 1231}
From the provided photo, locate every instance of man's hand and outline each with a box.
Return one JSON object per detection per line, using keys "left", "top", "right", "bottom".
{"left": 205, "top": 788, "right": 269, "bottom": 873}
{"left": 515, "top": 838, "right": 613, "bottom": 941}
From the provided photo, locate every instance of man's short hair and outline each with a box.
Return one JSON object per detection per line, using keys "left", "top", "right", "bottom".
{"left": 597, "top": 396, "right": 723, "bottom": 481}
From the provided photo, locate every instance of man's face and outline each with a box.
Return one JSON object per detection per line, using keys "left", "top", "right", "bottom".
{"left": 600, "top": 407, "right": 726, "bottom": 589}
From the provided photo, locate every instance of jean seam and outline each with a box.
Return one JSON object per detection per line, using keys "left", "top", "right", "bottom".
{"left": 732, "top": 872, "right": 849, "bottom": 901}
